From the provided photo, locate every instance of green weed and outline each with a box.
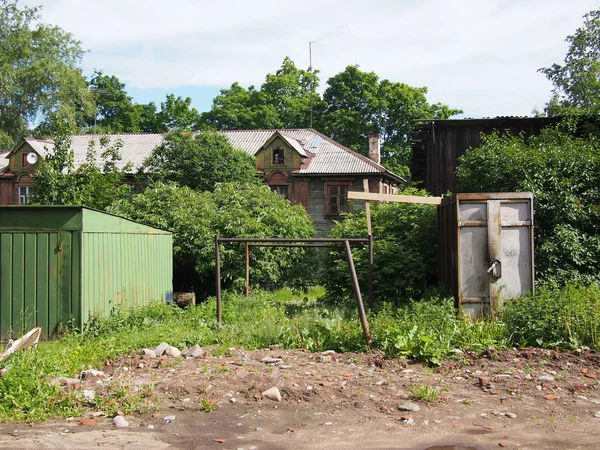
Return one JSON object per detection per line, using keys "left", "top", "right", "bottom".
{"left": 409, "top": 384, "right": 441, "bottom": 403}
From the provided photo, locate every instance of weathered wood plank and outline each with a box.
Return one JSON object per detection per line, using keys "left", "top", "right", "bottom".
{"left": 347, "top": 191, "right": 442, "bottom": 205}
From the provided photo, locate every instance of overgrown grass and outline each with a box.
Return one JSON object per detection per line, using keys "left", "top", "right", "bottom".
{"left": 0, "top": 283, "right": 598, "bottom": 422}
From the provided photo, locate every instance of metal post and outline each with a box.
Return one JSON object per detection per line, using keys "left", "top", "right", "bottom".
{"left": 344, "top": 240, "right": 372, "bottom": 347}
{"left": 245, "top": 242, "right": 250, "bottom": 298}
{"left": 215, "top": 235, "right": 222, "bottom": 322}
{"left": 368, "top": 234, "right": 374, "bottom": 308}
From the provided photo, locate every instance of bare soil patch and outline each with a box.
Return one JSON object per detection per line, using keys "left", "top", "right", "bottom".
{"left": 1, "top": 347, "right": 600, "bottom": 449}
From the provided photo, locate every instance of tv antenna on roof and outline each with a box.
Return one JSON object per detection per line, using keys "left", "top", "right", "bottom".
{"left": 309, "top": 40, "right": 315, "bottom": 128}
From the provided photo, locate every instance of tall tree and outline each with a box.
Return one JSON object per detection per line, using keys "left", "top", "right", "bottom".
{"left": 322, "top": 65, "right": 462, "bottom": 174}
{"left": 154, "top": 94, "right": 201, "bottom": 132}
{"left": 85, "top": 70, "right": 143, "bottom": 132}
{"left": 0, "top": 0, "right": 92, "bottom": 150}
{"left": 540, "top": 9, "right": 600, "bottom": 115}
{"left": 202, "top": 57, "right": 322, "bottom": 130}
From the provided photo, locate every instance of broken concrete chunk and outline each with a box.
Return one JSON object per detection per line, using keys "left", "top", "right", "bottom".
{"left": 399, "top": 402, "right": 420, "bottom": 412}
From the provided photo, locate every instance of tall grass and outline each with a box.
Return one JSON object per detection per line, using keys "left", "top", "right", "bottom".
{"left": 1, "top": 283, "right": 599, "bottom": 422}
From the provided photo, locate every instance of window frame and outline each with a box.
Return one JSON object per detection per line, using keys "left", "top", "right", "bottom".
{"left": 272, "top": 147, "right": 285, "bottom": 165}
{"left": 21, "top": 153, "right": 32, "bottom": 169}
{"left": 324, "top": 180, "right": 352, "bottom": 216}
{"left": 18, "top": 185, "right": 33, "bottom": 204}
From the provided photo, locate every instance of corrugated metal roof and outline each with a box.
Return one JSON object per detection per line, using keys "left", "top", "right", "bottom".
{"left": 3, "top": 129, "right": 399, "bottom": 179}
{"left": 70, "top": 134, "right": 164, "bottom": 170}
{"left": 221, "top": 129, "right": 389, "bottom": 176}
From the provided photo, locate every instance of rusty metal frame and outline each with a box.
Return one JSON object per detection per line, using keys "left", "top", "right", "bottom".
{"left": 215, "top": 236, "right": 373, "bottom": 347}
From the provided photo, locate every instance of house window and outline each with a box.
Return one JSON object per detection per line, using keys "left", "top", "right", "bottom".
{"left": 21, "top": 154, "right": 32, "bottom": 169}
{"left": 325, "top": 183, "right": 351, "bottom": 215}
{"left": 18, "top": 186, "right": 33, "bottom": 204}
{"left": 272, "top": 148, "right": 285, "bottom": 165}
{"left": 270, "top": 185, "right": 289, "bottom": 199}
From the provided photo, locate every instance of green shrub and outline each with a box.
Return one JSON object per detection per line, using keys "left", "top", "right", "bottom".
{"left": 503, "top": 283, "right": 600, "bottom": 349}
{"left": 109, "top": 182, "right": 315, "bottom": 298}
{"left": 323, "top": 188, "right": 437, "bottom": 305}
{"left": 457, "top": 124, "right": 600, "bottom": 287}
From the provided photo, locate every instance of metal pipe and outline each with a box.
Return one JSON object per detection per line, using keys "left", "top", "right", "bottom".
{"left": 248, "top": 243, "right": 346, "bottom": 248}
{"left": 368, "top": 234, "right": 374, "bottom": 308}
{"left": 245, "top": 242, "right": 250, "bottom": 298}
{"left": 218, "top": 237, "right": 368, "bottom": 243}
{"left": 344, "top": 240, "right": 372, "bottom": 348}
{"left": 215, "top": 235, "right": 222, "bottom": 322}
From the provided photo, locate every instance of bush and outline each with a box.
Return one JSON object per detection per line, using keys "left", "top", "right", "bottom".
{"left": 503, "top": 283, "right": 600, "bottom": 349}
{"left": 322, "top": 188, "right": 437, "bottom": 305}
{"left": 109, "top": 182, "right": 315, "bottom": 298}
{"left": 456, "top": 124, "right": 600, "bottom": 287}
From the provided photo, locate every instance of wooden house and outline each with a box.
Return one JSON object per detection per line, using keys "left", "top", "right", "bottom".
{"left": 0, "top": 129, "right": 403, "bottom": 235}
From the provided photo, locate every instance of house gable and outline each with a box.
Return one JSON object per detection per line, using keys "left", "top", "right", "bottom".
{"left": 7, "top": 141, "right": 42, "bottom": 174}
{"left": 254, "top": 132, "right": 307, "bottom": 175}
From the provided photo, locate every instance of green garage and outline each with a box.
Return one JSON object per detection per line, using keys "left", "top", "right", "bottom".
{"left": 0, "top": 206, "right": 173, "bottom": 339}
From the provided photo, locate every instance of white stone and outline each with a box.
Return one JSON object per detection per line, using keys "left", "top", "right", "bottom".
{"left": 113, "top": 416, "right": 129, "bottom": 428}
{"left": 147, "top": 425, "right": 155, "bottom": 429}
{"left": 81, "top": 369, "right": 106, "bottom": 379}
{"left": 166, "top": 346, "right": 181, "bottom": 358}
{"left": 154, "top": 342, "right": 169, "bottom": 356}
{"left": 182, "top": 344, "right": 204, "bottom": 358}
{"left": 399, "top": 402, "right": 420, "bottom": 412}
{"left": 538, "top": 375, "right": 555, "bottom": 382}
{"left": 164, "top": 415, "right": 176, "bottom": 421}
{"left": 140, "top": 349, "right": 157, "bottom": 359}
{"left": 262, "top": 387, "right": 282, "bottom": 402}
{"left": 83, "top": 389, "right": 95, "bottom": 402}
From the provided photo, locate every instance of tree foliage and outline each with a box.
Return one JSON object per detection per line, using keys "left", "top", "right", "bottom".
{"left": 32, "top": 119, "right": 131, "bottom": 210}
{"left": 322, "top": 188, "right": 438, "bottom": 305}
{"left": 202, "top": 59, "right": 461, "bottom": 177}
{"left": 540, "top": 9, "right": 600, "bottom": 116}
{"left": 109, "top": 182, "right": 315, "bottom": 298}
{"left": 141, "top": 131, "right": 259, "bottom": 192}
{"left": 0, "top": 0, "right": 92, "bottom": 149}
{"left": 456, "top": 123, "right": 600, "bottom": 287}
{"left": 322, "top": 66, "right": 462, "bottom": 174}
{"left": 203, "top": 57, "right": 321, "bottom": 130}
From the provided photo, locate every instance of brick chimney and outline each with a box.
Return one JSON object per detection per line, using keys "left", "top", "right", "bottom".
{"left": 368, "top": 133, "right": 381, "bottom": 164}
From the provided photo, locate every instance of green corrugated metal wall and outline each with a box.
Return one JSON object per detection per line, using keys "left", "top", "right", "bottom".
{"left": 0, "top": 207, "right": 172, "bottom": 340}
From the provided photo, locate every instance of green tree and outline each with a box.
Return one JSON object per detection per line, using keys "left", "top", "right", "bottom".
{"left": 0, "top": 0, "right": 92, "bottom": 147}
{"left": 202, "top": 57, "right": 323, "bottom": 130}
{"left": 322, "top": 65, "right": 462, "bottom": 173}
{"left": 322, "top": 188, "right": 438, "bottom": 305}
{"left": 32, "top": 117, "right": 131, "bottom": 210}
{"left": 141, "top": 131, "right": 259, "bottom": 192}
{"left": 540, "top": 10, "right": 600, "bottom": 115}
{"left": 154, "top": 94, "right": 201, "bottom": 132}
{"left": 456, "top": 123, "right": 600, "bottom": 287}
{"left": 109, "top": 182, "right": 315, "bottom": 298}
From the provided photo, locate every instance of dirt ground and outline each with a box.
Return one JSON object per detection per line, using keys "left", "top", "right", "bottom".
{"left": 1, "top": 346, "right": 600, "bottom": 450}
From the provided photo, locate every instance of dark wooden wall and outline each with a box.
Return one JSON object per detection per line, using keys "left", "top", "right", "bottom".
{"left": 411, "top": 117, "right": 559, "bottom": 196}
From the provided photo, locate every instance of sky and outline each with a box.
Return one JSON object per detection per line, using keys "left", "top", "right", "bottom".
{"left": 22, "top": 0, "right": 600, "bottom": 118}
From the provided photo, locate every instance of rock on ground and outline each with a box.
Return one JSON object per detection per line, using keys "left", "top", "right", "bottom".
{"left": 113, "top": 416, "right": 129, "bottom": 428}
{"left": 154, "top": 342, "right": 169, "bottom": 356}
{"left": 399, "top": 402, "right": 421, "bottom": 412}
{"left": 262, "top": 387, "right": 282, "bottom": 402}
{"left": 182, "top": 345, "right": 204, "bottom": 358}
{"left": 140, "top": 348, "right": 157, "bottom": 359}
{"left": 166, "top": 346, "right": 181, "bottom": 357}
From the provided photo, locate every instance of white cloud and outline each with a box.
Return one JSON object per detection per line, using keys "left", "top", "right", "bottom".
{"left": 23, "top": 0, "right": 600, "bottom": 116}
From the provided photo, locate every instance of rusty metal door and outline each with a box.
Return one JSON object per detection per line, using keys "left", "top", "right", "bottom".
{"left": 457, "top": 194, "right": 534, "bottom": 317}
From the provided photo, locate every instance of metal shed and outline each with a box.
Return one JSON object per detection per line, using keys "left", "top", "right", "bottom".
{"left": 438, "top": 193, "right": 534, "bottom": 317}
{"left": 0, "top": 206, "right": 173, "bottom": 339}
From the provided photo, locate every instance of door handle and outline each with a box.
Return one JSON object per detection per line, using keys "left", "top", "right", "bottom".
{"left": 487, "top": 259, "right": 502, "bottom": 279}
